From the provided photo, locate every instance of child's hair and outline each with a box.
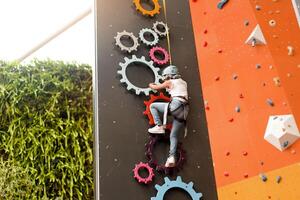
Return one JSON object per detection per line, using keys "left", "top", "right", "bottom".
{"left": 163, "top": 74, "right": 181, "bottom": 80}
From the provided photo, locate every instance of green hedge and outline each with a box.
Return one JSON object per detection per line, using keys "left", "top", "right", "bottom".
{"left": 0, "top": 60, "right": 93, "bottom": 199}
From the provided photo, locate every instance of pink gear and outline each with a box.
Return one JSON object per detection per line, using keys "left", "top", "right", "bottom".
{"left": 143, "top": 92, "right": 170, "bottom": 125}
{"left": 133, "top": 162, "right": 154, "bottom": 184}
{"left": 149, "top": 46, "right": 170, "bottom": 65}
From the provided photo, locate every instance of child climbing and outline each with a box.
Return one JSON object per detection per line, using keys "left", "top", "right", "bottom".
{"left": 148, "top": 65, "right": 189, "bottom": 168}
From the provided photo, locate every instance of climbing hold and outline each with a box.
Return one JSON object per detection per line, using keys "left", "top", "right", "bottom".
{"left": 114, "top": 30, "right": 140, "bottom": 53}
{"left": 153, "top": 21, "right": 169, "bottom": 37}
{"left": 244, "top": 173, "right": 249, "bottom": 178}
{"left": 215, "top": 76, "right": 220, "bottom": 81}
{"left": 287, "top": 73, "right": 292, "bottom": 77}
{"left": 203, "top": 29, "right": 208, "bottom": 34}
{"left": 255, "top": 5, "right": 261, "bottom": 10}
{"left": 232, "top": 74, "right": 238, "bottom": 80}
{"left": 287, "top": 46, "right": 294, "bottom": 56}
{"left": 224, "top": 172, "right": 229, "bottom": 177}
{"left": 273, "top": 77, "right": 281, "bottom": 87}
{"left": 239, "top": 93, "right": 244, "bottom": 99}
{"left": 235, "top": 106, "right": 241, "bottom": 113}
{"left": 256, "top": 64, "right": 261, "bottom": 69}
{"left": 203, "top": 41, "right": 208, "bottom": 47}
{"left": 291, "top": 149, "right": 296, "bottom": 154}
{"left": 245, "top": 25, "right": 266, "bottom": 46}
{"left": 118, "top": 55, "right": 161, "bottom": 96}
{"left": 139, "top": 28, "right": 159, "bottom": 46}
{"left": 217, "top": 0, "right": 229, "bottom": 9}
{"left": 264, "top": 114, "right": 300, "bottom": 151}
{"left": 243, "top": 151, "right": 248, "bottom": 156}
{"left": 218, "top": 49, "right": 223, "bottom": 53}
{"left": 229, "top": 118, "right": 234, "bottom": 122}
{"left": 266, "top": 98, "right": 274, "bottom": 107}
{"left": 149, "top": 46, "right": 170, "bottom": 65}
{"left": 133, "top": 0, "right": 161, "bottom": 17}
{"left": 276, "top": 176, "right": 282, "bottom": 183}
{"left": 151, "top": 176, "right": 203, "bottom": 200}
{"left": 259, "top": 173, "right": 268, "bottom": 182}
{"left": 226, "top": 151, "right": 230, "bottom": 156}
{"left": 269, "top": 20, "right": 276, "bottom": 27}
{"left": 244, "top": 20, "right": 250, "bottom": 26}
{"left": 133, "top": 162, "right": 154, "bottom": 184}
{"left": 260, "top": 161, "right": 264, "bottom": 166}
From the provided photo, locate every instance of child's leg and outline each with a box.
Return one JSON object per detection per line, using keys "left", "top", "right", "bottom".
{"left": 169, "top": 119, "right": 184, "bottom": 157}
{"left": 150, "top": 102, "right": 168, "bottom": 126}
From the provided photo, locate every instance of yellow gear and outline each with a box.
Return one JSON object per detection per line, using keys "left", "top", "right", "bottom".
{"left": 133, "top": 0, "right": 161, "bottom": 17}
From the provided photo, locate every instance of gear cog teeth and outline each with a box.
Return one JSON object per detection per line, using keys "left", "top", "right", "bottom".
{"left": 120, "top": 79, "right": 126, "bottom": 83}
{"left": 164, "top": 177, "right": 171, "bottom": 183}
{"left": 196, "top": 193, "right": 203, "bottom": 199}
{"left": 132, "top": 55, "right": 137, "bottom": 59}
{"left": 176, "top": 176, "right": 182, "bottom": 182}
{"left": 188, "top": 182, "right": 194, "bottom": 188}
{"left": 124, "top": 57, "right": 130, "bottom": 62}
{"left": 155, "top": 184, "right": 161, "bottom": 191}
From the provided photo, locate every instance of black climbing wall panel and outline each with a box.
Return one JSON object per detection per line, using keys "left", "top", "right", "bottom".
{"left": 96, "top": 0, "right": 218, "bottom": 199}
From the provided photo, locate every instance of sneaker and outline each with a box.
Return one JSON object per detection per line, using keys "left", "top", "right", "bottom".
{"left": 148, "top": 125, "right": 165, "bottom": 134}
{"left": 165, "top": 156, "right": 176, "bottom": 168}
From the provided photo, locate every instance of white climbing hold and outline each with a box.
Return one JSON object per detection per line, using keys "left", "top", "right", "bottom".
{"left": 264, "top": 114, "right": 300, "bottom": 151}
{"left": 269, "top": 20, "right": 276, "bottom": 27}
{"left": 245, "top": 24, "right": 267, "bottom": 47}
{"left": 287, "top": 46, "right": 294, "bottom": 56}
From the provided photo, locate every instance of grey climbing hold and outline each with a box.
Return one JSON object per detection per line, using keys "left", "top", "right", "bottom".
{"left": 217, "top": 0, "right": 229, "bottom": 9}
{"left": 276, "top": 176, "right": 282, "bottom": 183}
{"left": 259, "top": 173, "right": 268, "bottom": 182}
{"left": 235, "top": 106, "right": 241, "bottom": 113}
{"left": 267, "top": 98, "right": 274, "bottom": 107}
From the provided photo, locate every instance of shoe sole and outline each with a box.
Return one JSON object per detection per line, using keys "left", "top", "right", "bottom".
{"left": 148, "top": 131, "right": 165, "bottom": 134}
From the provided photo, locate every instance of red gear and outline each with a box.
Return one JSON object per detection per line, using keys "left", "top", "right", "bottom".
{"left": 133, "top": 162, "right": 154, "bottom": 184}
{"left": 143, "top": 92, "right": 170, "bottom": 125}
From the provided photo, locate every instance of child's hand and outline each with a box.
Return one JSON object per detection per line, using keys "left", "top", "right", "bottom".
{"left": 149, "top": 83, "right": 156, "bottom": 88}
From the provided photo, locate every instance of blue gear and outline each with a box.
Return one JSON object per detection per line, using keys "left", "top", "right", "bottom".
{"left": 118, "top": 55, "right": 161, "bottom": 96}
{"left": 151, "top": 176, "right": 203, "bottom": 200}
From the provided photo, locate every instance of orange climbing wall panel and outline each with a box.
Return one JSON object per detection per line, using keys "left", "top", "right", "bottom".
{"left": 189, "top": 0, "right": 300, "bottom": 194}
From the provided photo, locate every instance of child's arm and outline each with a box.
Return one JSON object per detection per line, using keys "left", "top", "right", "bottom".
{"left": 149, "top": 80, "right": 172, "bottom": 90}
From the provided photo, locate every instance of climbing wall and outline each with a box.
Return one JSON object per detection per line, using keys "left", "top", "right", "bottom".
{"left": 96, "top": 0, "right": 218, "bottom": 199}
{"left": 189, "top": 0, "right": 300, "bottom": 199}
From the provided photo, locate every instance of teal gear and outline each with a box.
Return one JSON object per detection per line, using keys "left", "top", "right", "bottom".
{"left": 162, "top": 65, "right": 178, "bottom": 76}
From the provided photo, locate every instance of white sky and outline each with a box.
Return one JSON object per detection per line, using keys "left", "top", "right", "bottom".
{"left": 0, "top": 0, "right": 94, "bottom": 65}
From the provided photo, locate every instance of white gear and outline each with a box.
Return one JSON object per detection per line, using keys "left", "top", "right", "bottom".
{"left": 114, "top": 30, "right": 139, "bottom": 53}
{"left": 139, "top": 28, "right": 159, "bottom": 46}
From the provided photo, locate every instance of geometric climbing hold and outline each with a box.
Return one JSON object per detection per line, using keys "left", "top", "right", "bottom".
{"left": 232, "top": 74, "right": 238, "bottom": 80}
{"left": 245, "top": 24, "right": 267, "bottom": 47}
{"left": 244, "top": 20, "right": 250, "bottom": 26}
{"left": 264, "top": 114, "right": 300, "bottom": 151}
{"left": 273, "top": 77, "right": 281, "bottom": 87}
{"left": 291, "top": 0, "right": 300, "bottom": 27}
{"left": 266, "top": 98, "right": 274, "bottom": 107}
{"left": 217, "top": 0, "right": 229, "bottom": 9}
{"left": 269, "top": 19, "right": 276, "bottom": 27}
{"left": 287, "top": 46, "right": 294, "bottom": 56}
{"left": 235, "top": 106, "right": 241, "bottom": 113}
{"left": 259, "top": 173, "right": 268, "bottom": 182}
{"left": 276, "top": 176, "right": 282, "bottom": 183}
